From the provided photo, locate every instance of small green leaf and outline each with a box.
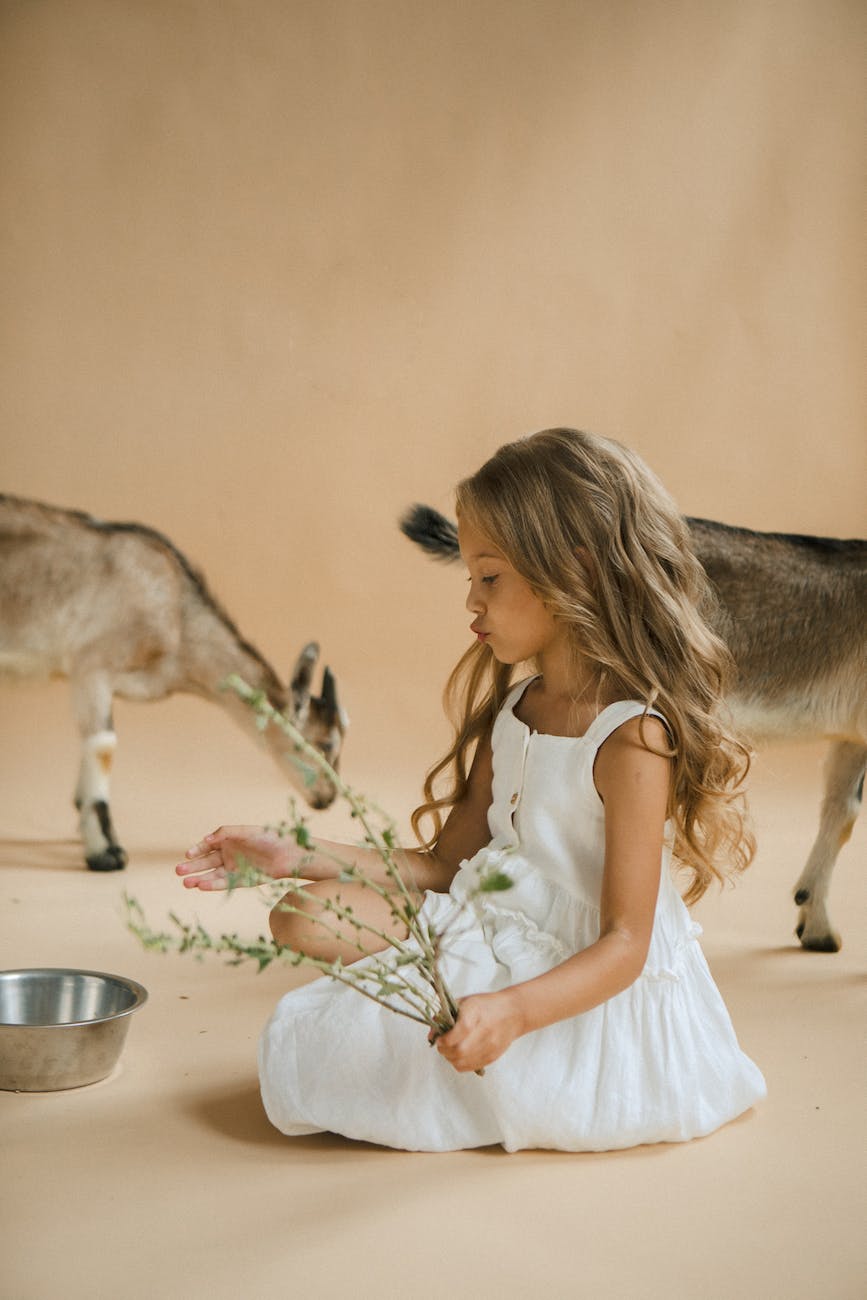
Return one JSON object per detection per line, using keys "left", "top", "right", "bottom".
{"left": 477, "top": 871, "right": 514, "bottom": 893}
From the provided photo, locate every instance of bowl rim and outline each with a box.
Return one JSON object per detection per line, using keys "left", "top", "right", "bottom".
{"left": 0, "top": 967, "right": 149, "bottom": 1028}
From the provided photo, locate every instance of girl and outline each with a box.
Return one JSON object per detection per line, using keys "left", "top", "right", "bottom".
{"left": 177, "top": 428, "right": 766, "bottom": 1152}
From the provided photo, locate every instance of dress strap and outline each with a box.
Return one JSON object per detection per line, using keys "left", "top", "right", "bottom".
{"left": 500, "top": 675, "right": 540, "bottom": 714}
{"left": 582, "top": 701, "right": 671, "bottom": 751}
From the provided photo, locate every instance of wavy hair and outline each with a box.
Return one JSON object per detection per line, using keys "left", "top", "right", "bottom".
{"left": 411, "top": 427, "right": 754, "bottom": 903}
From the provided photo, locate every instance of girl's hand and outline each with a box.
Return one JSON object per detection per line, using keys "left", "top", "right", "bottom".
{"left": 175, "top": 825, "right": 298, "bottom": 891}
{"left": 432, "top": 990, "right": 524, "bottom": 1073}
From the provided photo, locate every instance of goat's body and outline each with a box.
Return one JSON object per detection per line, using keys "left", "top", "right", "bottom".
{"left": 1, "top": 495, "right": 277, "bottom": 692}
{"left": 401, "top": 505, "right": 867, "bottom": 952}
{"left": 690, "top": 519, "right": 866, "bottom": 952}
{"left": 0, "top": 494, "right": 345, "bottom": 869}
{"left": 689, "top": 519, "right": 866, "bottom": 740}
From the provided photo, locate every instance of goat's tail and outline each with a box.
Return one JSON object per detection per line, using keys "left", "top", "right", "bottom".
{"left": 399, "top": 504, "right": 460, "bottom": 562}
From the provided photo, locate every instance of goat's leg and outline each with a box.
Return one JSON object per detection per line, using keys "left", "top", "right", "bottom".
{"left": 793, "top": 740, "right": 866, "bottom": 952}
{"left": 71, "top": 675, "right": 127, "bottom": 871}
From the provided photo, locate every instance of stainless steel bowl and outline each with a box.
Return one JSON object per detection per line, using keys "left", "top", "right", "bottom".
{"left": 0, "top": 968, "right": 148, "bottom": 1091}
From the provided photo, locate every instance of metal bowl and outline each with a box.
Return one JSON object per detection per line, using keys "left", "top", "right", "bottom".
{"left": 0, "top": 968, "right": 148, "bottom": 1092}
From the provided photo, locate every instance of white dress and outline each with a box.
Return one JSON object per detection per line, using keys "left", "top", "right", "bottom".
{"left": 259, "top": 678, "right": 766, "bottom": 1152}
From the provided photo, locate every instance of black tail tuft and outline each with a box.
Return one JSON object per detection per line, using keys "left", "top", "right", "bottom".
{"left": 399, "top": 504, "right": 460, "bottom": 561}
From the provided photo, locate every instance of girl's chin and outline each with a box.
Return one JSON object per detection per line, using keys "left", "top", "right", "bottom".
{"left": 476, "top": 637, "right": 521, "bottom": 666}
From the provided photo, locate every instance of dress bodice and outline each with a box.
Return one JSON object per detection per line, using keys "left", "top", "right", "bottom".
{"left": 449, "top": 676, "right": 695, "bottom": 976}
{"left": 485, "top": 676, "right": 673, "bottom": 906}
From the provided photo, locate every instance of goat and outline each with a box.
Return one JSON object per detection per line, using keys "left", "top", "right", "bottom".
{"left": 400, "top": 504, "right": 867, "bottom": 953}
{"left": 0, "top": 493, "right": 347, "bottom": 871}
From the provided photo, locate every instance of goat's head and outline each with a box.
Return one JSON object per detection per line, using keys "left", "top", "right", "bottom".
{"left": 277, "top": 641, "right": 347, "bottom": 809}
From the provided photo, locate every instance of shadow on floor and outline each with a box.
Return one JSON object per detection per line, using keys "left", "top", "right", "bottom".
{"left": 185, "top": 1079, "right": 511, "bottom": 1158}
{"left": 186, "top": 1080, "right": 286, "bottom": 1147}
{"left": 185, "top": 1080, "right": 386, "bottom": 1155}
{"left": 0, "top": 837, "right": 84, "bottom": 872}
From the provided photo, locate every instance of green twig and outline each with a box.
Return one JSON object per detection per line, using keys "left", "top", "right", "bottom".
{"left": 125, "top": 675, "right": 515, "bottom": 1073}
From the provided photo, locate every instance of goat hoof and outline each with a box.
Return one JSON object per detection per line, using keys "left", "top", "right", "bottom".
{"left": 86, "top": 846, "right": 128, "bottom": 872}
{"left": 798, "top": 930, "right": 841, "bottom": 954}
{"left": 794, "top": 888, "right": 811, "bottom": 905}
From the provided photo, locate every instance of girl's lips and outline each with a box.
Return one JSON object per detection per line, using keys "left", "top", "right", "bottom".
{"left": 472, "top": 628, "right": 489, "bottom": 642}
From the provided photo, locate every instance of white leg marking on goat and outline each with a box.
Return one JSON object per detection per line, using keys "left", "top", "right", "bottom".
{"left": 76, "top": 730, "right": 117, "bottom": 855}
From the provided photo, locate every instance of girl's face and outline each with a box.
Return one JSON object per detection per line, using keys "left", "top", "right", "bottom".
{"left": 458, "top": 517, "right": 565, "bottom": 666}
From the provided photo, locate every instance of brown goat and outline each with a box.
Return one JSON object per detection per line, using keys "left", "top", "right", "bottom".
{"left": 0, "top": 494, "right": 346, "bottom": 871}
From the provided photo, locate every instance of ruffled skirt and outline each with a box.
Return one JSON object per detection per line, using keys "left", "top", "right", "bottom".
{"left": 258, "top": 854, "right": 766, "bottom": 1152}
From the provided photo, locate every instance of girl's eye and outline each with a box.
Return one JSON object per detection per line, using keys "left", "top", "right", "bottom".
{"left": 481, "top": 574, "right": 498, "bottom": 586}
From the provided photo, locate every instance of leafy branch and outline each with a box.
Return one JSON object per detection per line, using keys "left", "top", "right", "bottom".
{"left": 125, "top": 675, "right": 512, "bottom": 1064}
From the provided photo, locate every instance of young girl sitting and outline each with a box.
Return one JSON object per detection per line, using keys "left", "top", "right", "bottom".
{"left": 176, "top": 427, "right": 766, "bottom": 1152}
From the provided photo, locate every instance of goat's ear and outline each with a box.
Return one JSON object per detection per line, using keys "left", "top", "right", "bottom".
{"left": 290, "top": 642, "right": 319, "bottom": 712}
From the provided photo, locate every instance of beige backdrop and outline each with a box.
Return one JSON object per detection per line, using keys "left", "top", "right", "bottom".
{"left": 1, "top": 3, "right": 865, "bottom": 1299}
{"left": 2, "top": 0, "right": 865, "bottom": 780}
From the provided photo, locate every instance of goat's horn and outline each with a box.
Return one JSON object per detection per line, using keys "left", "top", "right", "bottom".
{"left": 320, "top": 666, "right": 338, "bottom": 721}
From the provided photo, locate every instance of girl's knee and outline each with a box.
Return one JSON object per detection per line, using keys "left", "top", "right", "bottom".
{"left": 268, "top": 879, "right": 407, "bottom": 961}
{"left": 269, "top": 887, "right": 322, "bottom": 954}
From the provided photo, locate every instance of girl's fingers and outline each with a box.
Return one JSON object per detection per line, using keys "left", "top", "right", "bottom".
{"left": 175, "top": 849, "right": 225, "bottom": 876}
{"left": 178, "top": 841, "right": 212, "bottom": 863}
{"left": 202, "top": 825, "right": 257, "bottom": 845}
{"left": 175, "top": 826, "right": 267, "bottom": 886}
{"left": 185, "top": 829, "right": 235, "bottom": 855}
{"left": 182, "top": 871, "right": 229, "bottom": 891}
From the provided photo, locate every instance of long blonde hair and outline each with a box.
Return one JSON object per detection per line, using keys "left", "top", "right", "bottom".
{"left": 411, "top": 427, "right": 754, "bottom": 903}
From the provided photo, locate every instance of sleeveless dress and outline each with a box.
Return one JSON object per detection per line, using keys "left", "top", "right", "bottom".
{"left": 259, "top": 678, "right": 766, "bottom": 1152}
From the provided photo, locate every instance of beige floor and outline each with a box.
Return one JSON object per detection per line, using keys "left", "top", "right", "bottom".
{"left": 1, "top": 683, "right": 865, "bottom": 1300}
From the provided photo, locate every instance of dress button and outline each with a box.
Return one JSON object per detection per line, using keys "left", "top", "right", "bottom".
{"left": 510, "top": 792, "right": 519, "bottom": 805}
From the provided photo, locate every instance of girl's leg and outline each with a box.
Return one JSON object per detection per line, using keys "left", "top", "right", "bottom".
{"left": 269, "top": 879, "right": 414, "bottom": 964}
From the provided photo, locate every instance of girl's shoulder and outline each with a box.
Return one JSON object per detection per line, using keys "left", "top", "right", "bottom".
{"left": 584, "top": 701, "right": 672, "bottom": 750}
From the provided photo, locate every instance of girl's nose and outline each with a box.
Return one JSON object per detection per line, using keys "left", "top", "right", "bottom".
{"left": 466, "top": 582, "right": 484, "bottom": 614}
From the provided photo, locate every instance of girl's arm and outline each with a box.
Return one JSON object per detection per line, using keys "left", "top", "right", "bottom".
{"left": 436, "top": 717, "right": 672, "bottom": 1073}
{"left": 176, "top": 730, "right": 496, "bottom": 895}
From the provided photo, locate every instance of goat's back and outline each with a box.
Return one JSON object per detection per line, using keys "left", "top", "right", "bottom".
{"left": 688, "top": 518, "right": 866, "bottom": 740}
{"left": 0, "top": 494, "right": 186, "bottom": 677}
